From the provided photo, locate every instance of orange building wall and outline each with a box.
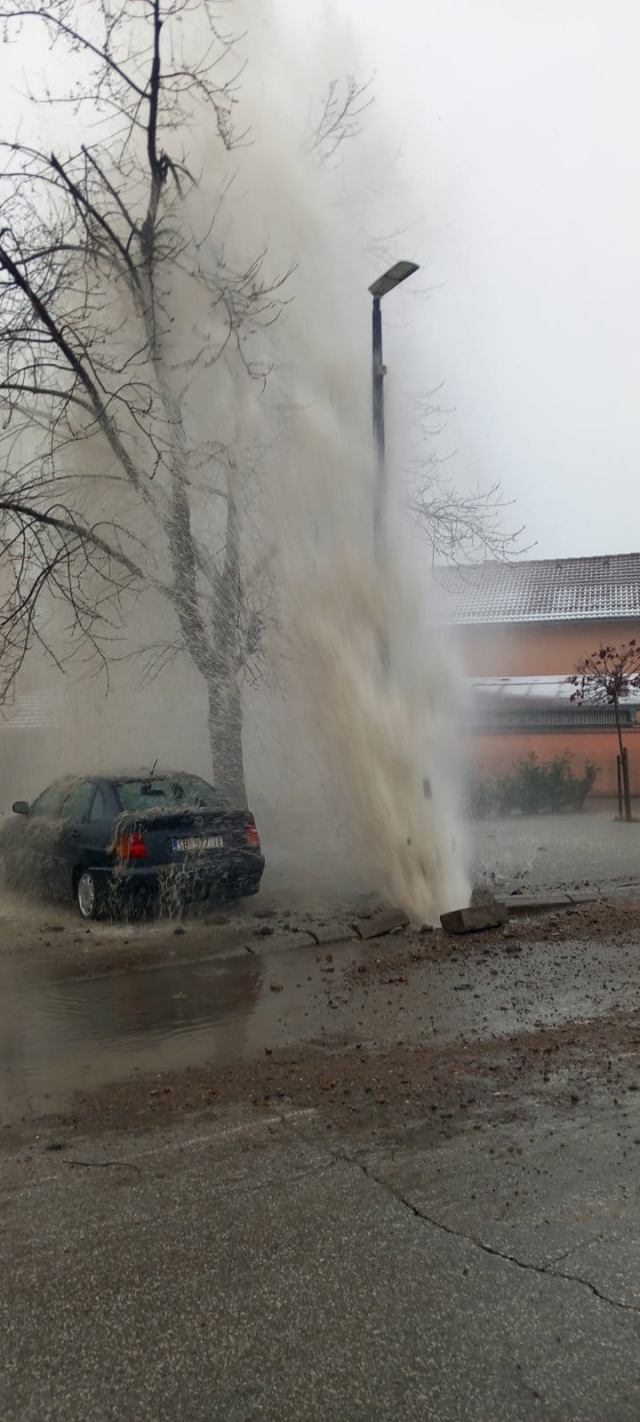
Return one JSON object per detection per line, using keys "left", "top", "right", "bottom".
{"left": 453, "top": 619, "right": 640, "bottom": 799}
{"left": 462, "top": 730, "right": 635, "bottom": 798}
{"left": 454, "top": 619, "right": 640, "bottom": 677}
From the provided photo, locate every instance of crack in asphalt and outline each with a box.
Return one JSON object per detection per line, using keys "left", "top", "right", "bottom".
{"left": 336, "top": 1151, "right": 640, "bottom": 1317}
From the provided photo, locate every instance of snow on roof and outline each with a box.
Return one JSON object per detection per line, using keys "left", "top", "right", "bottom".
{"left": 436, "top": 553, "right": 640, "bottom": 625}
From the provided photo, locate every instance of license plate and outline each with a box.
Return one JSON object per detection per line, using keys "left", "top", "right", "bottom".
{"left": 171, "top": 836, "right": 223, "bottom": 852}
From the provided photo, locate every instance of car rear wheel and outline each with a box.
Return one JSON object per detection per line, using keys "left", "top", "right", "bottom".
{"left": 76, "top": 870, "right": 103, "bottom": 921}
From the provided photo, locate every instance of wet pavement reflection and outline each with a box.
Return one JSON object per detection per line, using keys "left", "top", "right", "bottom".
{"left": 0, "top": 944, "right": 343, "bottom": 1119}
{"left": 3, "top": 918, "right": 640, "bottom": 1122}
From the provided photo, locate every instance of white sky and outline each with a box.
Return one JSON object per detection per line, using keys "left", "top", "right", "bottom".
{"left": 348, "top": 0, "right": 640, "bottom": 559}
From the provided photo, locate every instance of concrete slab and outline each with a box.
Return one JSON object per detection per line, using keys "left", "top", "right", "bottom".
{"left": 440, "top": 904, "right": 508, "bottom": 934}
{"left": 497, "top": 894, "right": 575, "bottom": 914}
{"left": 305, "top": 923, "right": 356, "bottom": 947}
{"left": 354, "top": 908, "right": 410, "bottom": 940}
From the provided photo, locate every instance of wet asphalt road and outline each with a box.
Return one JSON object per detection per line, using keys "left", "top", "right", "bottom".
{"left": 470, "top": 811, "right": 640, "bottom": 896}
{"left": 3, "top": 921, "right": 640, "bottom": 1119}
{"left": 3, "top": 811, "right": 640, "bottom": 1419}
{"left": 3, "top": 1097, "right": 640, "bottom": 1421}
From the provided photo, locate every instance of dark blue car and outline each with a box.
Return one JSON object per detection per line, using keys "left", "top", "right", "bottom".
{"left": 0, "top": 770, "right": 265, "bottom": 919}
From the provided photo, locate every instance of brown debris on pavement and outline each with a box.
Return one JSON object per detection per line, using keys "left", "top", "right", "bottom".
{"left": 344, "top": 898, "right": 640, "bottom": 985}
{"left": 10, "top": 1003, "right": 640, "bottom": 1156}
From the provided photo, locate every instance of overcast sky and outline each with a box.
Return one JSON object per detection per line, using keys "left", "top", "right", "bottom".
{"left": 348, "top": 0, "right": 640, "bottom": 560}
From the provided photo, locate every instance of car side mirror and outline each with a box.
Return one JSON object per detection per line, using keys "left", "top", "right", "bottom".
{"left": 12, "top": 801, "right": 29, "bottom": 816}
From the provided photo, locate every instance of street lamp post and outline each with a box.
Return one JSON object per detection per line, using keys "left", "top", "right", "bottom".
{"left": 368, "top": 260, "right": 419, "bottom": 664}
{"left": 368, "top": 260, "right": 419, "bottom": 571}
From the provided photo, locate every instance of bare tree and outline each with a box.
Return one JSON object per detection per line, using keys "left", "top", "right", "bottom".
{"left": 0, "top": 0, "right": 529, "bottom": 813}
{"left": 0, "top": 496, "right": 142, "bottom": 702}
{"left": 570, "top": 641, "right": 640, "bottom": 822}
{"left": 303, "top": 77, "right": 372, "bottom": 164}
{"left": 0, "top": 0, "right": 293, "bottom": 805}
{"left": 412, "top": 473, "right": 527, "bottom": 565}
{"left": 408, "top": 395, "right": 528, "bottom": 565}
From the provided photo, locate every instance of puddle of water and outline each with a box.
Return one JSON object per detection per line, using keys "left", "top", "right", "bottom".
{"left": 0, "top": 944, "right": 356, "bottom": 1120}
{"left": 2, "top": 932, "right": 639, "bottom": 1123}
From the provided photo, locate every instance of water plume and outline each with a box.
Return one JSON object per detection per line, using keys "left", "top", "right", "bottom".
{"left": 220, "top": 2, "right": 469, "bottom": 920}
{"left": 0, "top": 0, "right": 469, "bottom": 922}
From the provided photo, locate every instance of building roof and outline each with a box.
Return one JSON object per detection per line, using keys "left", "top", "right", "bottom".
{"left": 436, "top": 553, "right": 640, "bottom": 625}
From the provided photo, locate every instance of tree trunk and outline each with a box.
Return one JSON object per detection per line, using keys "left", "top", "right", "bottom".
{"left": 207, "top": 670, "right": 248, "bottom": 809}
{"left": 614, "top": 698, "right": 632, "bottom": 821}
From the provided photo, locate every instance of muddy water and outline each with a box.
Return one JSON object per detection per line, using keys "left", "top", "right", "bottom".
{"left": 0, "top": 943, "right": 348, "bottom": 1120}
{"left": 2, "top": 928, "right": 640, "bottom": 1122}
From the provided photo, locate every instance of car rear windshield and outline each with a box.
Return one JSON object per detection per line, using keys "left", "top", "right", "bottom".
{"left": 116, "top": 776, "right": 221, "bottom": 812}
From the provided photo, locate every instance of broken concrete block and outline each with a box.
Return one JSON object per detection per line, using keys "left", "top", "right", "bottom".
{"left": 440, "top": 904, "right": 508, "bottom": 935}
{"left": 306, "top": 922, "right": 356, "bottom": 947}
{"left": 469, "top": 884, "right": 500, "bottom": 909}
{"left": 354, "top": 908, "right": 410, "bottom": 940}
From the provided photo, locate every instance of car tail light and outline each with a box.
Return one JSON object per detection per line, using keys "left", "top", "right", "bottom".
{"left": 245, "top": 822, "right": 260, "bottom": 849}
{"left": 116, "top": 832, "right": 148, "bottom": 861}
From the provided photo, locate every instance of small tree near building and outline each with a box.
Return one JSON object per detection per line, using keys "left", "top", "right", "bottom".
{"left": 570, "top": 642, "right": 640, "bottom": 822}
